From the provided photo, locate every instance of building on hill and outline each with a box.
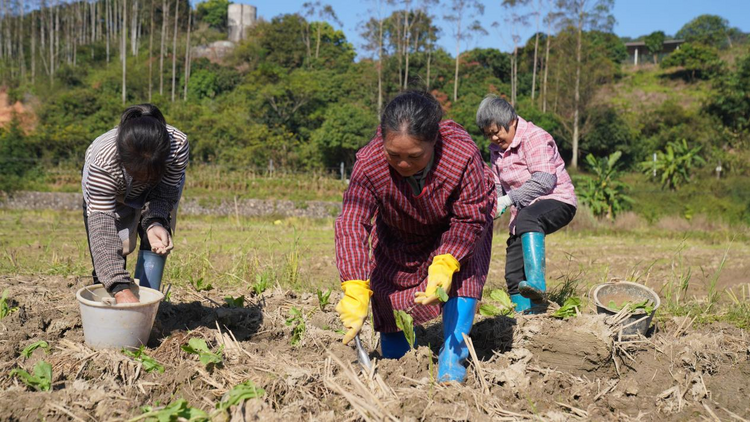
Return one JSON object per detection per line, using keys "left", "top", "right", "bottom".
{"left": 625, "top": 39, "right": 684, "bottom": 66}
{"left": 228, "top": 4, "right": 257, "bottom": 42}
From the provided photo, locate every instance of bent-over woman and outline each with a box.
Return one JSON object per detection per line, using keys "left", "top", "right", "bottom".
{"left": 477, "top": 95, "right": 576, "bottom": 313}
{"left": 82, "top": 104, "right": 188, "bottom": 304}
{"left": 334, "top": 91, "right": 495, "bottom": 383}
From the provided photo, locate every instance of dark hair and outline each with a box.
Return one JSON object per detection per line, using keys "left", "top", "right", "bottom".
{"left": 116, "top": 104, "right": 170, "bottom": 183}
{"left": 381, "top": 91, "right": 443, "bottom": 143}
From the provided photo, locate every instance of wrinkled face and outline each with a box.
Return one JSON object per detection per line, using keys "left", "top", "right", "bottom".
{"left": 483, "top": 121, "right": 517, "bottom": 150}
{"left": 383, "top": 132, "right": 435, "bottom": 177}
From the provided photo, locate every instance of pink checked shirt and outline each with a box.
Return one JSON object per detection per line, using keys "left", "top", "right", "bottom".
{"left": 490, "top": 117, "right": 577, "bottom": 233}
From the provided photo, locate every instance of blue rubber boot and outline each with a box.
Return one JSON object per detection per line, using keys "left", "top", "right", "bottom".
{"left": 438, "top": 297, "right": 478, "bottom": 383}
{"left": 518, "top": 232, "right": 547, "bottom": 303}
{"left": 134, "top": 250, "right": 166, "bottom": 291}
{"left": 381, "top": 331, "right": 413, "bottom": 359}
{"left": 511, "top": 294, "right": 531, "bottom": 313}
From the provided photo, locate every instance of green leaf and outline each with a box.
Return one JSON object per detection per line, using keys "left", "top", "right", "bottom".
{"left": 551, "top": 297, "right": 582, "bottom": 320}
{"left": 216, "top": 380, "right": 266, "bottom": 411}
{"left": 223, "top": 295, "right": 245, "bottom": 308}
{"left": 479, "top": 303, "right": 503, "bottom": 317}
{"left": 1, "top": 289, "right": 18, "bottom": 319}
{"left": 11, "top": 361, "right": 52, "bottom": 391}
{"left": 393, "top": 310, "right": 415, "bottom": 349}
{"left": 21, "top": 340, "right": 49, "bottom": 359}
{"left": 123, "top": 345, "right": 165, "bottom": 373}
{"left": 133, "top": 398, "right": 208, "bottom": 422}
{"left": 489, "top": 289, "right": 513, "bottom": 309}
{"left": 182, "top": 338, "right": 223, "bottom": 369}
{"left": 436, "top": 286, "right": 449, "bottom": 303}
{"left": 316, "top": 289, "right": 332, "bottom": 311}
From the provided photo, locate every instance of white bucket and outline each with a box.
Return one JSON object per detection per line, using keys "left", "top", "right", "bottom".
{"left": 76, "top": 284, "right": 164, "bottom": 350}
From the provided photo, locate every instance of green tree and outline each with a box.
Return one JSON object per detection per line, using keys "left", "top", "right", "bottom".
{"left": 660, "top": 42, "right": 723, "bottom": 82}
{"left": 310, "top": 102, "right": 378, "bottom": 168}
{"left": 582, "top": 106, "right": 639, "bottom": 169}
{"left": 706, "top": 51, "right": 750, "bottom": 139}
{"left": 676, "top": 14, "right": 731, "bottom": 49}
{"left": 0, "top": 117, "right": 36, "bottom": 193}
{"left": 195, "top": 0, "right": 230, "bottom": 31}
{"left": 644, "top": 30, "right": 665, "bottom": 64}
{"left": 578, "top": 151, "right": 633, "bottom": 220}
{"left": 641, "top": 139, "right": 706, "bottom": 191}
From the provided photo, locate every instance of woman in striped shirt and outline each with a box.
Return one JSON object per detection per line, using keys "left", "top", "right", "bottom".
{"left": 82, "top": 104, "right": 189, "bottom": 304}
{"left": 477, "top": 95, "right": 577, "bottom": 313}
{"left": 334, "top": 91, "right": 496, "bottom": 383}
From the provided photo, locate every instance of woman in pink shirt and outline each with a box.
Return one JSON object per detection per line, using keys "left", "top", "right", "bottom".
{"left": 476, "top": 95, "right": 577, "bottom": 313}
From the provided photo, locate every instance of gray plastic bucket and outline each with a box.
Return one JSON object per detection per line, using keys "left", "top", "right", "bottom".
{"left": 76, "top": 284, "right": 164, "bottom": 350}
{"left": 592, "top": 281, "right": 660, "bottom": 337}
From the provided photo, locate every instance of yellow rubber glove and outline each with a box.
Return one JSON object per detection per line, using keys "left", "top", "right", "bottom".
{"left": 335, "top": 280, "right": 373, "bottom": 345}
{"left": 414, "top": 254, "right": 460, "bottom": 306}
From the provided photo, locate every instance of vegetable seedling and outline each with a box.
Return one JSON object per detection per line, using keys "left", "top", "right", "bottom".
{"left": 436, "top": 287, "right": 449, "bottom": 303}
{"left": 224, "top": 295, "right": 245, "bottom": 308}
{"left": 10, "top": 361, "right": 52, "bottom": 392}
{"left": 316, "top": 289, "right": 331, "bottom": 311}
{"left": 479, "top": 289, "right": 515, "bottom": 317}
{"left": 285, "top": 307, "right": 306, "bottom": 347}
{"left": 393, "top": 310, "right": 416, "bottom": 349}
{"left": 130, "top": 398, "right": 208, "bottom": 422}
{"left": 552, "top": 297, "right": 582, "bottom": 319}
{"left": 1, "top": 289, "right": 18, "bottom": 319}
{"left": 21, "top": 340, "right": 49, "bottom": 359}
{"left": 190, "top": 276, "right": 213, "bottom": 292}
{"left": 216, "top": 380, "right": 265, "bottom": 411}
{"left": 122, "top": 345, "right": 165, "bottom": 373}
{"left": 181, "top": 338, "right": 223, "bottom": 369}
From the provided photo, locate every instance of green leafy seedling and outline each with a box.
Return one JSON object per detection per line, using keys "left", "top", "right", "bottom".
{"left": 316, "top": 288, "right": 332, "bottom": 311}
{"left": 123, "top": 345, "right": 165, "bottom": 373}
{"left": 224, "top": 295, "right": 245, "bottom": 308}
{"left": 1, "top": 289, "right": 18, "bottom": 319}
{"left": 190, "top": 276, "right": 213, "bottom": 292}
{"left": 130, "top": 398, "right": 208, "bottom": 422}
{"left": 252, "top": 271, "right": 271, "bottom": 296}
{"left": 552, "top": 297, "right": 582, "bottom": 320}
{"left": 10, "top": 361, "right": 52, "bottom": 392}
{"left": 285, "top": 307, "right": 306, "bottom": 347}
{"left": 393, "top": 310, "right": 415, "bottom": 349}
{"left": 436, "top": 287, "right": 449, "bottom": 303}
{"left": 181, "top": 338, "right": 223, "bottom": 369}
{"left": 216, "top": 380, "right": 265, "bottom": 411}
{"left": 607, "top": 299, "right": 654, "bottom": 314}
{"left": 21, "top": 340, "right": 50, "bottom": 359}
{"left": 478, "top": 289, "right": 515, "bottom": 317}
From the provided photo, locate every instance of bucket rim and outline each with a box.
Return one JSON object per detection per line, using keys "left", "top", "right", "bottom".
{"left": 592, "top": 281, "right": 661, "bottom": 314}
{"left": 76, "top": 285, "right": 164, "bottom": 309}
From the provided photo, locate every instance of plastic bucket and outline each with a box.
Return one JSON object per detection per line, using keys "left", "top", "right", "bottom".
{"left": 592, "top": 281, "right": 660, "bottom": 337}
{"left": 76, "top": 284, "right": 164, "bottom": 350}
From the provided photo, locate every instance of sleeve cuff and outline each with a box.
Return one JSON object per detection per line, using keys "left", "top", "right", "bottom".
{"left": 109, "top": 282, "right": 132, "bottom": 294}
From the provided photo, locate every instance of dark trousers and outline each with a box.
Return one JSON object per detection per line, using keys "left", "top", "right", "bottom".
{"left": 505, "top": 199, "right": 576, "bottom": 295}
{"left": 82, "top": 201, "right": 154, "bottom": 285}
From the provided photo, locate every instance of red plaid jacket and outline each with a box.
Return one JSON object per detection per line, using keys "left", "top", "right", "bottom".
{"left": 335, "top": 120, "right": 495, "bottom": 332}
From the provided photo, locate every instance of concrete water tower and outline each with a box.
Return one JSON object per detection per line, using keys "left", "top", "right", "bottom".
{"left": 228, "top": 4, "right": 256, "bottom": 42}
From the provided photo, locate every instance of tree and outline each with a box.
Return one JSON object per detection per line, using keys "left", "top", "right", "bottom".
{"left": 361, "top": 0, "right": 387, "bottom": 114}
{"left": 644, "top": 30, "right": 664, "bottom": 64}
{"left": 195, "top": 0, "right": 228, "bottom": 31}
{"left": 555, "top": 0, "right": 615, "bottom": 169}
{"left": 310, "top": 102, "right": 378, "bottom": 167}
{"left": 122, "top": 0, "right": 127, "bottom": 104}
{"left": 160, "top": 0, "right": 168, "bottom": 95}
{"left": 660, "top": 42, "right": 723, "bottom": 82}
{"left": 706, "top": 51, "right": 750, "bottom": 147}
{"left": 171, "top": 0, "right": 179, "bottom": 102}
{"left": 445, "top": 0, "right": 485, "bottom": 103}
{"left": 676, "top": 14, "right": 730, "bottom": 49}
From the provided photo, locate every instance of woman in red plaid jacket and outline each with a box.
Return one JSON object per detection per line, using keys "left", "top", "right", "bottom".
{"left": 334, "top": 91, "right": 496, "bottom": 383}
{"left": 477, "top": 95, "right": 577, "bottom": 314}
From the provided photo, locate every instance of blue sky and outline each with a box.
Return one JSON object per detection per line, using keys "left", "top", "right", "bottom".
{"left": 237, "top": 0, "right": 750, "bottom": 58}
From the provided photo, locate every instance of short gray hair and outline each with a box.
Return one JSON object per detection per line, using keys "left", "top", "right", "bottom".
{"left": 476, "top": 95, "right": 518, "bottom": 132}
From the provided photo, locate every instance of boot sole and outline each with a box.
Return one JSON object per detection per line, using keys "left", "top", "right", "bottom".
{"left": 518, "top": 284, "right": 547, "bottom": 303}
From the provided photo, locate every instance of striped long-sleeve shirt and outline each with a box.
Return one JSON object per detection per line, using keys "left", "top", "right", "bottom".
{"left": 82, "top": 125, "right": 189, "bottom": 290}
